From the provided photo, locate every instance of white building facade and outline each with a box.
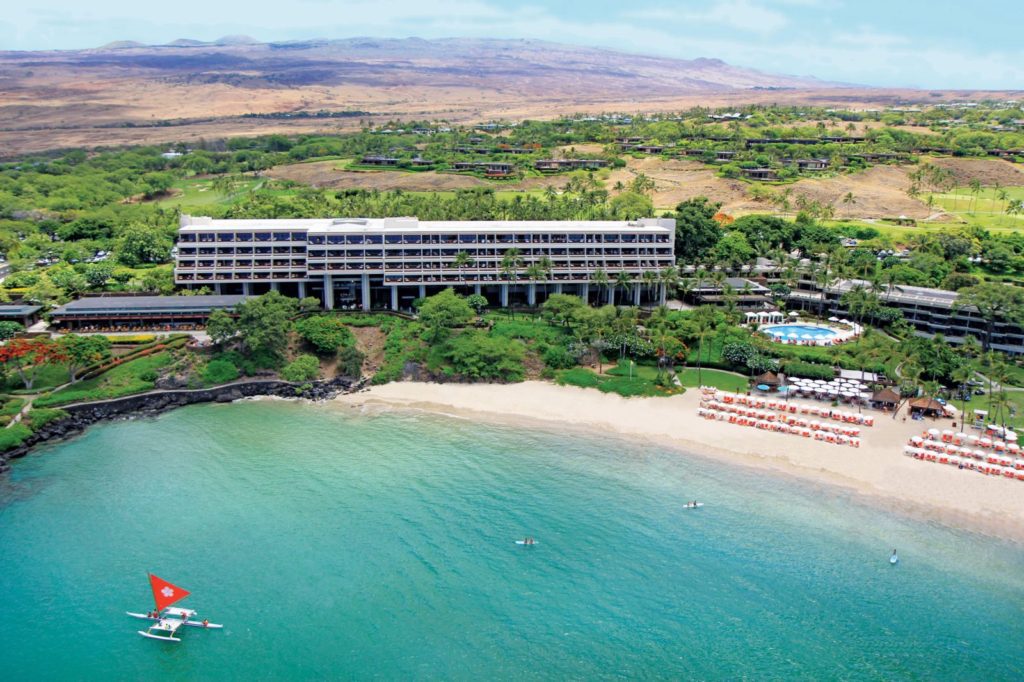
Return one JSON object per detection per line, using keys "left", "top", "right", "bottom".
{"left": 174, "top": 216, "right": 676, "bottom": 310}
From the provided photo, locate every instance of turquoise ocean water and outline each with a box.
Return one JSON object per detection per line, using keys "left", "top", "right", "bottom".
{"left": 1, "top": 400, "right": 1023, "bottom": 680}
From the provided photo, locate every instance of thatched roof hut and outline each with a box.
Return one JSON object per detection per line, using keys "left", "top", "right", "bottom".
{"left": 909, "top": 396, "right": 945, "bottom": 417}
{"left": 871, "top": 387, "right": 901, "bottom": 407}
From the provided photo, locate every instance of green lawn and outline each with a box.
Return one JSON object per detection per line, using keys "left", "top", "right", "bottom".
{"left": 557, "top": 360, "right": 682, "bottom": 398}
{"left": 677, "top": 368, "right": 749, "bottom": 392}
{"left": 34, "top": 352, "right": 172, "bottom": 407}
{"left": 2, "top": 363, "right": 71, "bottom": 394}
{"left": 930, "top": 186, "right": 1024, "bottom": 232}
{"left": 154, "top": 177, "right": 263, "bottom": 207}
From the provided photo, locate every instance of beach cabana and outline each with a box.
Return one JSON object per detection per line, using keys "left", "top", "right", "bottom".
{"left": 910, "top": 397, "right": 945, "bottom": 418}
{"left": 871, "top": 387, "right": 901, "bottom": 411}
{"left": 755, "top": 372, "right": 782, "bottom": 391}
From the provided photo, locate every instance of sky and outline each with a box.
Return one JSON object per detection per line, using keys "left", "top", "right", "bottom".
{"left": 1, "top": 0, "right": 1021, "bottom": 89}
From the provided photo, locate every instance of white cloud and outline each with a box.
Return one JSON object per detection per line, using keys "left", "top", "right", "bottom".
{"left": 629, "top": 1, "right": 790, "bottom": 34}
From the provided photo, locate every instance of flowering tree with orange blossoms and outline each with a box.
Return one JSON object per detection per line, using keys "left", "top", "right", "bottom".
{"left": 713, "top": 212, "right": 735, "bottom": 226}
{"left": 0, "top": 337, "right": 67, "bottom": 390}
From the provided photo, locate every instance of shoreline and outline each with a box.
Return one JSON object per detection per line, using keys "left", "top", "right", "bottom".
{"left": 0, "top": 377, "right": 356, "bottom": 471}
{"left": 336, "top": 381, "right": 1024, "bottom": 543}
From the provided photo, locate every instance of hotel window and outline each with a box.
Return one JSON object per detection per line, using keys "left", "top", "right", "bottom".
{"left": 291, "top": 232, "right": 307, "bottom": 241}
{"left": 309, "top": 235, "right": 325, "bottom": 245}
{"left": 236, "top": 233, "right": 253, "bottom": 242}
{"left": 273, "top": 232, "right": 291, "bottom": 242}
{"left": 179, "top": 233, "right": 196, "bottom": 242}
{"left": 215, "top": 232, "right": 235, "bottom": 242}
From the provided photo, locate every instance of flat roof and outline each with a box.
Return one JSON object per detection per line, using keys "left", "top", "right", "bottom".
{"left": 0, "top": 304, "right": 42, "bottom": 316}
{"left": 51, "top": 295, "right": 248, "bottom": 317}
{"left": 180, "top": 215, "right": 675, "bottom": 234}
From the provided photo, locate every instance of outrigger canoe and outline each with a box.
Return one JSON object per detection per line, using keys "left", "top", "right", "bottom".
{"left": 127, "top": 608, "right": 223, "bottom": 629}
{"left": 683, "top": 503, "right": 705, "bottom": 509}
{"left": 131, "top": 574, "right": 222, "bottom": 642}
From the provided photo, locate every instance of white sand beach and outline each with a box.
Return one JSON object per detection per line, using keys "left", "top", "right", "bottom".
{"left": 336, "top": 381, "right": 1024, "bottom": 541}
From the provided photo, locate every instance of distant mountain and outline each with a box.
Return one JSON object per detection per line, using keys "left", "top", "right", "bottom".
{"left": 59, "top": 36, "right": 837, "bottom": 92}
{"left": 0, "top": 35, "right": 900, "bottom": 156}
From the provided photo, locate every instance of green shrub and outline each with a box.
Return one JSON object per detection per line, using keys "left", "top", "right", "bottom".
{"left": 281, "top": 354, "right": 320, "bottom": 382}
{"left": 0, "top": 423, "right": 32, "bottom": 452}
{"left": 203, "top": 359, "right": 240, "bottom": 385}
{"left": 0, "top": 397, "right": 26, "bottom": 417}
{"left": 780, "top": 360, "right": 835, "bottom": 380}
{"left": 336, "top": 345, "right": 364, "bottom": 379}
{"left": 442, "top": 331, "right": 525, "bottom": 382}
{"left": 24, "top": 408, "right": 68, "bottom": 430}
{"left": 294, "top": 316, "right": 356, "bottom": 354}
{"left": 373, "top": 319, "right": 425, "bottom": 385}
{"left": 542, "top": 344, "right": 577, "bottom": 370}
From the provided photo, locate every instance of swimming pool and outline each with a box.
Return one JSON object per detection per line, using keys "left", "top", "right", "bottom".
{"left": 762, "top": 324, "right": 840, "bottom": 342}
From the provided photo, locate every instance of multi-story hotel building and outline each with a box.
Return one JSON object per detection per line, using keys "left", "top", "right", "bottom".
{"left": 174, "top": 216, "right": 676, "bottom": 310}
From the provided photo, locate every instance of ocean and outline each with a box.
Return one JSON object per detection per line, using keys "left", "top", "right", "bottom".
{"left": 1, "top": 399, "right": 1022, "bottom": 680}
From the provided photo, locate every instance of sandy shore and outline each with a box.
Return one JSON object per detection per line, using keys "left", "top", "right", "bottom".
{"left": 335, "top": 381, "right": 1024, "bottom": 541}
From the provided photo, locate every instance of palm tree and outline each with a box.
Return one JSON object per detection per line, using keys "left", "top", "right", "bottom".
{"left": 670, "top": 270, "right": 689, "bottom": 305}
{"left": 951, "top": 364, "right": 975, "bottom": 433}
{"left": 968, "top": 179, "right": 983, "bottom": 214}
{"left": 591, "top": 268, "right": 610, "bottom": 306}
{"left": 524, "top": 262, "right": 546, "bottom": 306}
{"left": 892, "top": 362, "right": 922, "bottom": 419}
{"left": 691, "top": 307, "right": 718, "bottom": 388}
{"left": 613, "top": 271, "right": 632, "bottom": 306}
{"left": 453, "top": 250, "right": 474, "bottom": 287}
{"left": 641, "top": 270, "right": 658, "bottom": 308}
{"left": 537, "top": 255, "right": 553, "bottom": 299}
{"left": 1006, "top": 199, "right": 1024, "bottom": 227}
{"left": 500, "top": 248, "right": 523, "bottom": 318}
{"left": 990, "top": 389, "right": 1011, "bottom": 432}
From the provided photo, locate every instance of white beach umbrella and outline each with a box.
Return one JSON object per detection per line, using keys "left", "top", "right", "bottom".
{"left": 927, "top": 428, "right": 940, "bottom": 436}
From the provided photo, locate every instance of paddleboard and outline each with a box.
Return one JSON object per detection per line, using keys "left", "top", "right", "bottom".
{"left": 683, "top": 503, "right": 704, "bottom": 509}
{"left": 890, "top": 555, "right": 899, "bottom": 565}
{"left": 515, "top": 540, "right": 538, "bottom": 546}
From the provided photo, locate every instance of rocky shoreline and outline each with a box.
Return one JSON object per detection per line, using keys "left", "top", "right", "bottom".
{"left": 0, "top": 376, "right": 360, "bottom": 473}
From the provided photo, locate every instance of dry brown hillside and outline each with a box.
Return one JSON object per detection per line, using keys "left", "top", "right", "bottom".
{"left": 0, "top": 36, "right": 1020, "bottom": 156}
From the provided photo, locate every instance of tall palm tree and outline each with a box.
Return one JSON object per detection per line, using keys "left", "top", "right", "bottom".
{"left": 951, "top": 364, "right": 975, "bottom": 433}
{"left": 691, "top": 306, "right": 718, "bottom": 388}
{"left": 591, "top": 268, "right": 609, "bottom": 306}
{"left": 537, "top": 255, "right": 553, "bottom": 299}
{"left": 893, "top": 362, "right": 923, "bottom": 420}
{"left": 968, "top": 179, "right": 983, "bottom": 214}
{"left": 641, "top": 270, "right": 658, "bottom": 308}
{"left": 613, "top": 271, "right": 632, "bottom": 306}
{"left": 453, "top": 250, "right": 474, "bottom": 287}
{"left": 500, "top": 248, "right": 524, "bottom": 318}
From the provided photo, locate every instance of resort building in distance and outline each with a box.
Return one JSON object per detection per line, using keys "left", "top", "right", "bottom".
{"left": 788, "top": 279, "right": 1024, "bottom": 355}
{"left": 174, "top": 215, "right": 676, "bottom": 311}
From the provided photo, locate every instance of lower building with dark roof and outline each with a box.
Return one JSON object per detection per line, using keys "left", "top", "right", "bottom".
{"left": 0, "top": 304, "right": 43, "bottom": 328}
{"left": 49, "top": 295, "right": 247, "bottom": 331}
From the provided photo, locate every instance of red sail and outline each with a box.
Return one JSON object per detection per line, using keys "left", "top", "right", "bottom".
{"left": 149, "top": 574, "right": 191, "bottom": 611}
